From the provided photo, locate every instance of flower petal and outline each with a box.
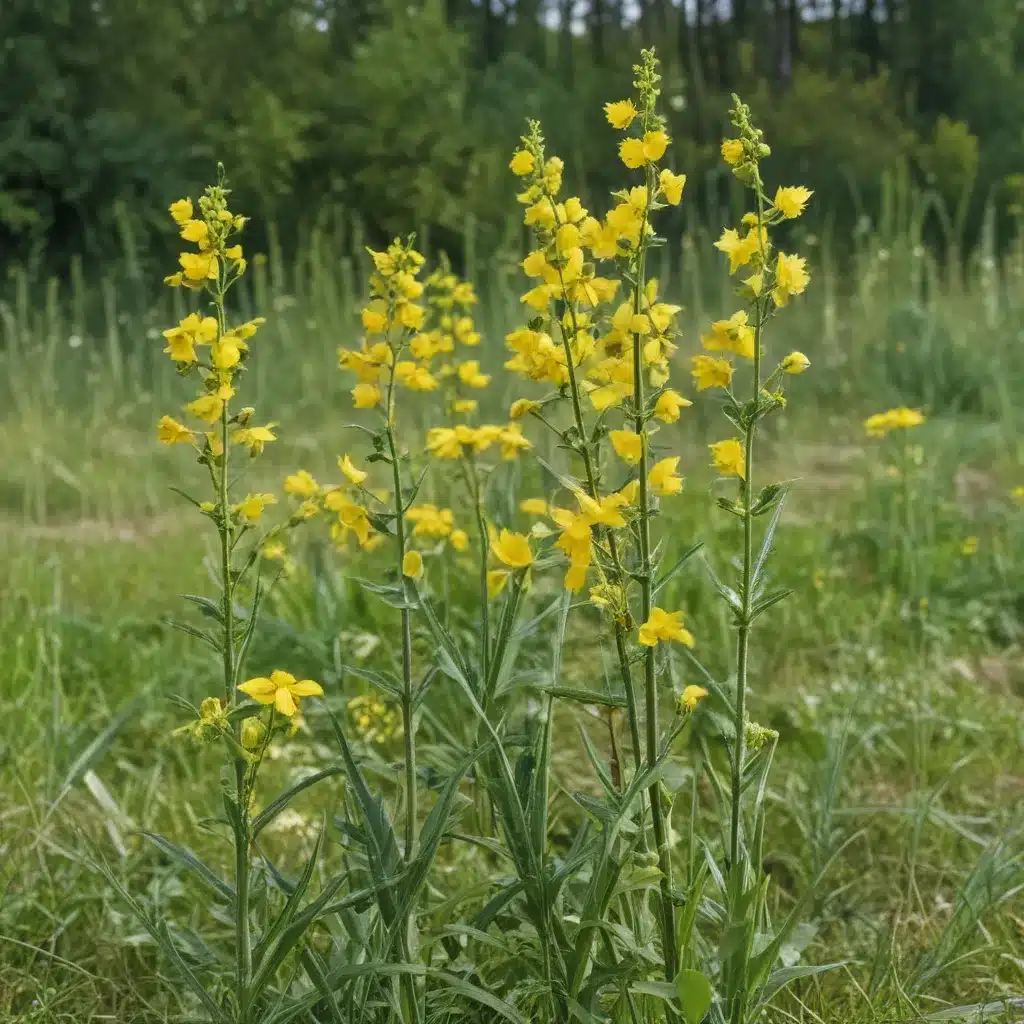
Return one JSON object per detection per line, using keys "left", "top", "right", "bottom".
{"left": 269, "top": 669, "right": 296, "bottom": 688}
{"left": 238, "top": 677, "right": 276, "bottom": 702}
{"left": 287, "top": 680, "right": 323, "bottom": 698}
{"left": 275, "top": 687, "right": 297, "bottom": 717}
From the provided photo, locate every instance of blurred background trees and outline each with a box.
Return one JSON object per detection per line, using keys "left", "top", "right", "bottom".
{"left": 2, "top": 0, "right": 1022, "bottom": 272}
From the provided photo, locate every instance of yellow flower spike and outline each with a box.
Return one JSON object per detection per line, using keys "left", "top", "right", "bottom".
{"left": 284, "top": 470, "right": 319, "bottom": 497}
{"left": 678, "top": 685, "right": 709, "bottom": 713}
{"left": 658, "top": 169, "right": 686, "bottom": 206}
{"left": 169, "top": 198, "right": 193, "bottom": 224}
{"left": 710, "top": 439, "right": 746, "bottom": 479}
{"left": 234, "top": 493, "right": 277, "bottom": 522}
{"left": 653, "top": 389, "right": 691, "bottom": 423}
{"left": 157, "top": 415, "right": 195, "bottom": 445}
{"left": 509, "top": 149, "right": 536, "bottom": 176}
{"left": 604, "top": 99, "right": 638, "bottom": 129}
{"left": 771, "top": 186, "right": 813, "bottom": 220}
{"left": 338, "top": 455, "right": 368, "bottom": 485}
{"left": 781, "top": 351, "right": 810, "bottom": 374}
{"left": 402, "top": 550, "right": 424, "bottom": 579}
{"left": 691, "top": 354, "right": 734, "bottom": 391}
{"left": 721, "top": 139, "right": 745, "bottom": 165}
{"left": 609, "top": 429, "right": 643, "bottom": 465}
{"left": 638, "top": 607, "right": 695, "bottom": 648}
{"left": 491, "top": 529, "right": 533, "bottom": 569}
{"left": 238, "top": 669, "right": 323, "bottom": 718}
{"left": 352, "top": 382, "right": 383, "bottom": 408}
{"left": 649, "top": 457, "right": 683, "bottom": 497}
{"left": 772, "top": 253, "right": 811, "bottom": 306}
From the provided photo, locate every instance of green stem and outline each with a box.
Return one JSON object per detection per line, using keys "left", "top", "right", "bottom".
{"left": 386, "top": 421, "right": 417, "bottom": 861}
{"left": 631, "top": 159, "right": 677, "bottom": 982}
{"left": 219, "top": 378, "right": 251, "bottom": 1023}
{"left": 464, "top": 454, "right": 491, "bottom": 690}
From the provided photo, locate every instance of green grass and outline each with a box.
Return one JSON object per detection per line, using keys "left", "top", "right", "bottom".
{"left": 1, "top": 217, "right": 1023, "bottom": 1023}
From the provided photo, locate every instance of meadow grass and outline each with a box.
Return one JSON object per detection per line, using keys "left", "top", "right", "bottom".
{"left": 1, "top": 115, "right": 1023, "bottom": 1022}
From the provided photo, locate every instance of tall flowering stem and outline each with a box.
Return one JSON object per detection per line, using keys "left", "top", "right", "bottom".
{"left": 157, "top": 173, "right": 323, "bottom": 1022}
{"left": 507, "top": 48, "right": 695, "bottom": 985}
{"left": 702, "top": 97, "right": 812, "bottom": 1024}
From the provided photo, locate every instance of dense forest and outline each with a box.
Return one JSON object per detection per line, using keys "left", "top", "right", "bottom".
{"left": 2, "top": 0, "right": 1023, "bottom": 271}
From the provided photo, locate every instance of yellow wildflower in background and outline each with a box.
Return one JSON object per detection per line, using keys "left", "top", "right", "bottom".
{"left": 864, "top": 407, "right": 925, "bottom": 437}
{"left": 157, "top": 415, "right": 195, "bottom": 445}
{"left": 782, "top": 351, "right": 810, "bottom": 374}
{"left": 701, "top": 311, "right": 755, "bottom": 360}
{"left": 234, "top": 493, "right": 277, "bottom": 522}
{"left": 284, "top": 470, "right": 319, "bottom": 497}
{"left": 403, "top": 550, "right": 424, "bottom": 578}
{"left": 678, "top": 685, "right": 709, "bottom": 712}
{"left": 338, "top": 455, "right": 368, "bottom": 485}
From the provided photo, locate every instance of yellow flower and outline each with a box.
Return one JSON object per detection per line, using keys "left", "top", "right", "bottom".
{"left": 658, "top": 169, "right": 686, "bottom": 205}
{"left": 649, "top": 457, "right": 683, "bottom": 497}
{"left": 211, "top": 335, "right": 242, "bottom": 370}
{"left": 238, "top": 669, "right": 323, "bottom": 718}
{"left": 234, "top": 493, "right": 277, "bottom": 522}
{"left": 653, "top": 389, "right": 691, "bottom": 423}
{"left": 710, "top": 439, "right": 746, "bottom": 479}
{"left": 352, "top": 382, "right": 383, "bottom": 408}
{"left": 638, "top": 607, "right": 695, "bottom": 648}
{"left": 610, "top": 429, "right": 643, "bottom": 464}
{"left": 864, "top": 407, "right": 925, "bottom": 437}
{"left": 179, "top": 251, "right": 218, "bottom": 282}
{"left": 960, "top": 536, "right": 979, "bottom": 556}
{"left": 772, "top": 253, "right": 810, "bottom": 306}
{"left": 447, "top": 529, "right": 468, "bottom": 551}
{"left": 509, "top": 149, "right": 536, "bottom": 176}
{"left": 491, "top": 529, "right": 533, "bottom": 569}
{"left": 361, "top": 307, "right": 388, "bottom": 333}
{"left": 619, "top": 131, "right": 670, "bottom": 169}
{"left": 457, "top": 360, "right": 490, "bottom": 389}
{"left": 284, "top": 470, "right": 319, "bottom": 497}
{"left": 701, "top": 310, "right": 755, "bottom": 360}
{"left": 394, "top": 361, "right": 439, "bottom": 391}
{"left": 691, "top": 354, "right": 733, "bottom": 391}
{"left": 604, "top": 99, "right": 638, "bottom": 129}
{"left": 403, "top": 550, "right": 424, "bottom": 578}
{"left": 1012, "top": 485, "right": 1024, "bottom": 504}
{"left": 452, "top": 398, "right": 478, "bottom": 414}
{"left": 772, "top": 186, "right": 813, "bottom": 220}
{"left": 325, "top": 491, "right": 374, "bottom": 547}
{"left": 678, "top": 685, "right": 709, "bottom": 712}
{"left": 781, "top": 351, "right": 810, "bottom": 374}
{"left": 720, "top": 139, "right": 744, "bottom": 166}
{"left": 714, "top": 228, "right": 763, "bottom": 274}
{"left": 232, "top": 424, "right": 277, "bottom": 455}
{"left": 156, "top": 415, "right": 194, "bottom": 445}
{"left": 241, "top": 718, "right": 265, "bottom": 751}
{"left": 487, "top": 570, "right": 510, "bottom": 598}
{"left": 338, "top": 455, "right": 368, "bottom": 485}
{"left": 180, "top": 219, "right": 209, "bottom": 246}
{"left": 224, "top": 245, "right": 243, "bottom": 262}
{"left": 186, "top": 385, "right": 234, "bottom": 423}
{"left": 169, "top": 198, "right": 193, "bottom": 224}
{"left": 520, "top": 498, "right": 548, "bottom": 516}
